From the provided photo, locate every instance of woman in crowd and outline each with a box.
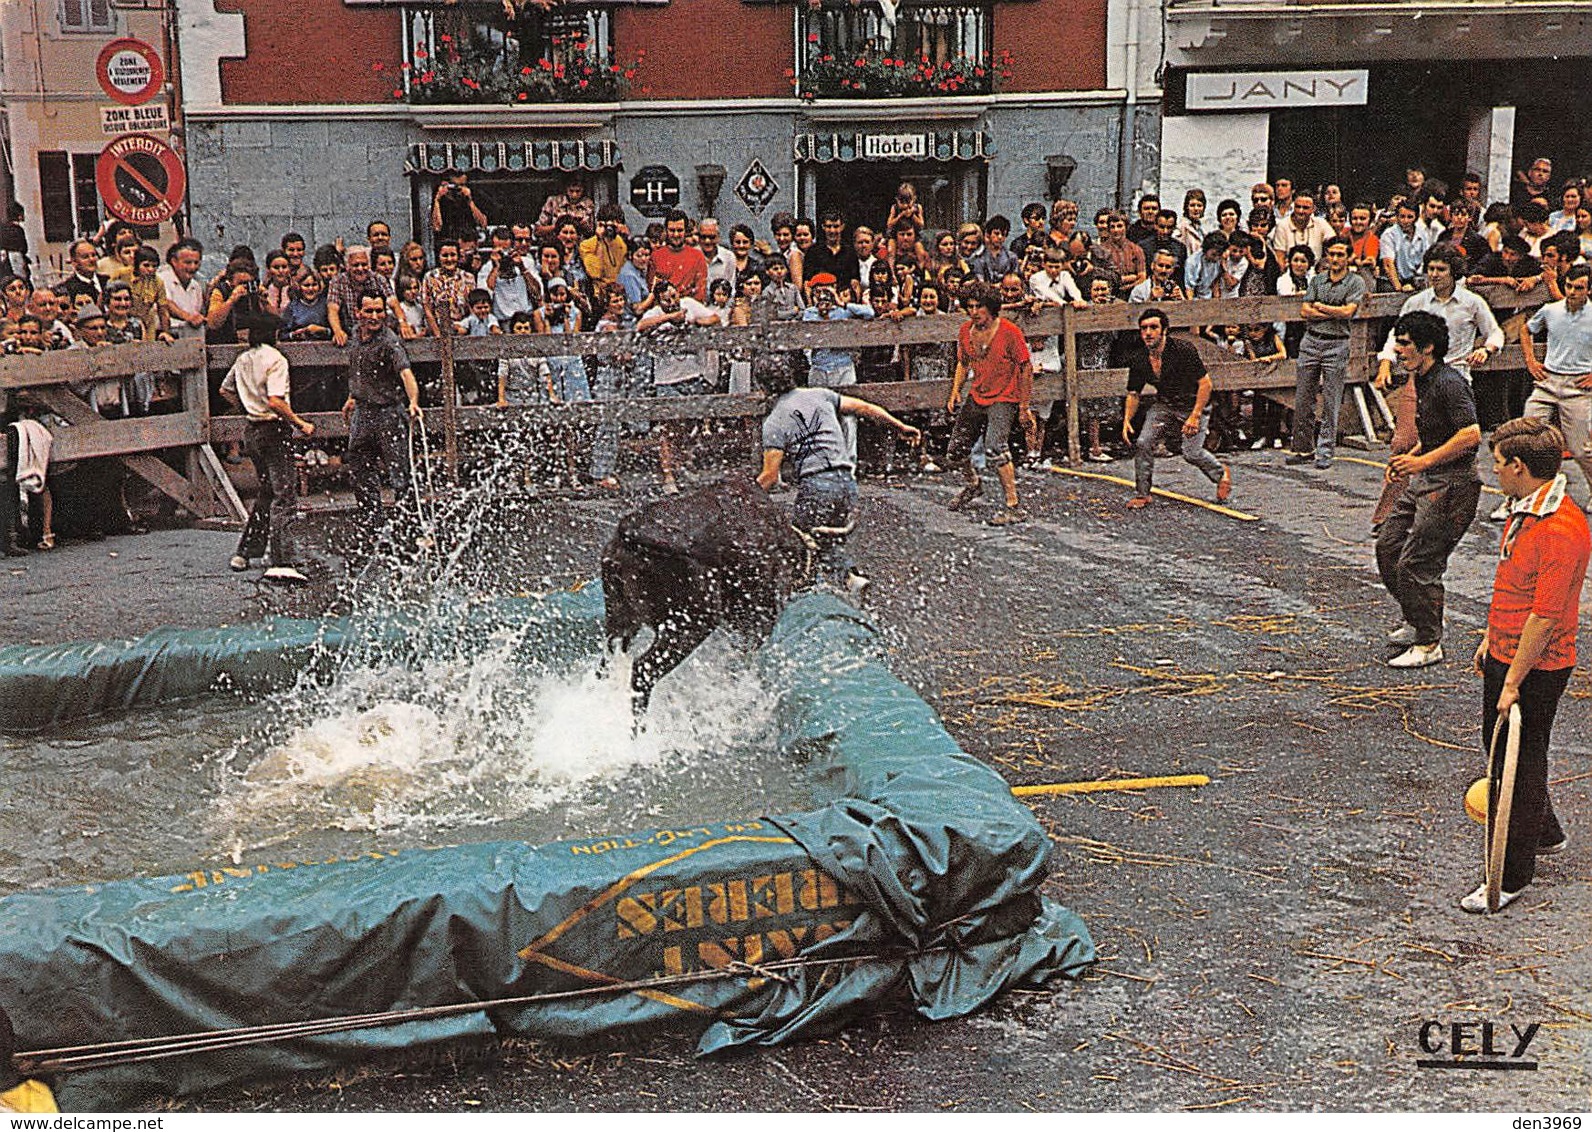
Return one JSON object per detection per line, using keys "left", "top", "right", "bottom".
{"left": 1215, "top": 199, "right": 1244, "bottom": 241}
{"left": 398, "top": 241, "right": 428, "bottom": 283}
{"left": 1572, "top": 205, "right": 1592, "bottom": 261}
{"left": 929, "top": 230, "right": 966, "bottom": 286}
{"left": 788, "top": 217, "right": 815, "bottom": 294}
{"left": 1, "top": 274, "right": 29, "bottom": 329}
{"left": 1175, "top": 189, "right": 1207, "bottom": 258}
{"left": 728, "top": 224, "right": 762, "bottom": 294}
{"left": 280, "top": 273, "right": 330, "bottom": 342}
{"left": 262, "top": 251, "right": 296, "bottom": 316}
{"left": 100, "top": 232, "right": 140, "bottom": 284}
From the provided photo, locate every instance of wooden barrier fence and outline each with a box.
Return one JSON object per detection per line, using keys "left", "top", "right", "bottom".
{"left": 0, "top": 283, "right": 1546, "bottom": 518}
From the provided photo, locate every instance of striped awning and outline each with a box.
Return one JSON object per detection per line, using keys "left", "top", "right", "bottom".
{"left": 793, "top": 128, "right": 991, "bottom": 164}
{"left": 404, "top": 139, "right": 621, "bottom": 176}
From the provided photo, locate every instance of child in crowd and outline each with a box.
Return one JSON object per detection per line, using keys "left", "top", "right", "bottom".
{"left": 1078, "top": 275, "right": 1122, "bottom": 463}
{"left": 457, "top": 288, "right": 501, "bottom": 337}
{"left": 1242, "top": 322, "right": 1290, "bottom": 450}
{"left": 397, "top": 276, "right": 427, "bottom": 339}
{"left": 886, "top": 181, "right": 925, "bottom": 236}
{"left": 128, "top": 247, "right": 172, "bottom": 341}
{"left": 457, "top": 288, "right": 502, "bottom": 405}
{"left": 590, "top": 282, "right": 636, "bottom": 491}
{"left": 496, "top": 310, "right": 552, "bottom": 408}
{"left": 761, "top": 256, "right": 803, "bottom": 321}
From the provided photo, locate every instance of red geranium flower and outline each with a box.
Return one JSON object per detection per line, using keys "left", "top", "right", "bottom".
{"left": 438, "top": 33, "right": 451, "bottom": 43}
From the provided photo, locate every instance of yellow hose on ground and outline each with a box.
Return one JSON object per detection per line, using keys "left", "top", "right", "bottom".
{"left": 1012, "top": 774, "right": 1211, "bottom": 797}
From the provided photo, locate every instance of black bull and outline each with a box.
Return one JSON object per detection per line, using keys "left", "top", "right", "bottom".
{"left": 601, "top": 479, "right": 813, "bottom": 710}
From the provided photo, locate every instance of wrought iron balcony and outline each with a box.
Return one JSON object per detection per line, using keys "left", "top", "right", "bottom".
{"left": 796, "top": 1, "right": 1001, "bottom": 99}
{"left": 399, "top": 3, "right": 627, "bottom": 105}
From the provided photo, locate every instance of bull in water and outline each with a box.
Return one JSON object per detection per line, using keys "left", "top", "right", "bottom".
{"left": 601, "top": 478, "right": 812, "bottom": 712}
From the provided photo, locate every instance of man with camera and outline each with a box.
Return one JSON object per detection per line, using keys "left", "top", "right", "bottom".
{"left": 431, "top": 172, "right": 488, "bottom": 240}
{"left": 204, "top": 258, "right": 263, "bottom": 346}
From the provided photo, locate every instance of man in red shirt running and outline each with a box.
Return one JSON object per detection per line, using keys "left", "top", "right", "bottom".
{"left": 1465, "top": 416, "right": 1590, "bottom": 913}
{"left": 945, "top": 283, "right": 1036, "bottom": 525}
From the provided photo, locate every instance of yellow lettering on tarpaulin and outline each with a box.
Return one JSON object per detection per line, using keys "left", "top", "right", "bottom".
{"left": 615, "top": 893, "right": 657, "bottom": 939}
{"left": 799, "top": 868, "right": 845, "bottom": 911}
{"left": 658, "top": 886, "right": 704, "bottom": 932}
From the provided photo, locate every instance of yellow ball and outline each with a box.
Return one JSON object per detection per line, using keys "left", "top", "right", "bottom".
{"left": 1464, "top": 777, "right": 1490, "bottom": 825}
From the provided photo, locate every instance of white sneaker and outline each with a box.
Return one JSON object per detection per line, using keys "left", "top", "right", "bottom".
{"left": 229, "top": 555, "right": 250, "bottom": 572}
{"left": 263, "top": 565, "right": 309, "bottom": 585}
{"left": 1388, "top": 642, "right": 1444, "bottom": 668}
{"left": 1460, "top": 882, "right": 1522, "bottom": 914}
{"left": 844, "top": 570, "right": 870, "bottom": 598}
{"left": 1386, "top": 624, "right": 1418, "bottom": 646}
{"left": 1490, "top": 499, "right": 1512, "bottom": 522}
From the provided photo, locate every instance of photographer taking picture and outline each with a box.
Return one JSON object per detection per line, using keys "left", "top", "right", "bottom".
{"left": 430, "top": 171, "right": 488, "bottom": 240}
{"left": 205, "top": 258, "right": 263, "bottom": 347}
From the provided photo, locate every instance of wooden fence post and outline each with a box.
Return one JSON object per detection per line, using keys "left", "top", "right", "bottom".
{"left": 1062, "top": 304, "right": 1081, "bottom": 468}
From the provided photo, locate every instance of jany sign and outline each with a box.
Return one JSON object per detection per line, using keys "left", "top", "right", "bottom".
{"left": 101, "top": 103, "right": 170, "bottom": 137}
{"left": 863, "top": 133, "right": 927, "bottom": 160}
{"left": 96, "top": 38, "right": 164, "bottom": 106}
{"left": 1187, "top": 69, "right": 1368, "bottom": 111}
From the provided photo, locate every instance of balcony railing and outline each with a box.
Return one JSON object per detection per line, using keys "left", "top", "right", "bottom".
{"left": 797, "top": 1, "right": 1001, "bottom": 98}
{"left": 400, "top": 3, "right": 626, "bottom": 105}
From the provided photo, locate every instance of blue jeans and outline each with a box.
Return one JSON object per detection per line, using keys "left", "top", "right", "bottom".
{"left": 1135, "top": 401, "right": 1224, "bottom": 496}
{"left": 793, "top": 470, "right": 858, "bottom": 583}
{"left": 1292, "top": 332, "right": 1351, "bottom": 461}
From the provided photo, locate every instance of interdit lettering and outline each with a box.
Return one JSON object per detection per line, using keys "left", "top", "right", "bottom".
{"left": 615, "top": 869, "right": 857, "bottom": 938}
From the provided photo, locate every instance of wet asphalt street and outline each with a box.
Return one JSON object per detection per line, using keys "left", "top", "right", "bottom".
{"left": 4, "top": 447, "right": 1589, "bottom": 1112}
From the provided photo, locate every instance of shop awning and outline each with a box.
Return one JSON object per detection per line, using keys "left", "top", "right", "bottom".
{"left": 404, "top": 139, "right": 621, "bottom": 176}
{"left": 793, "top": 128, "right": 990, "bottom": 164}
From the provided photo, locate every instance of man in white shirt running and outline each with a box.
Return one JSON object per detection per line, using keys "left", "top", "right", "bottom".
{"left": 219, "top": 310, "right": 316, "bottom": 583}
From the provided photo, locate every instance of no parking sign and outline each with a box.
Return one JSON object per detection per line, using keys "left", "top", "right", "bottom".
{"left": 95, "top": 133, "right": 186, "bottom": 225}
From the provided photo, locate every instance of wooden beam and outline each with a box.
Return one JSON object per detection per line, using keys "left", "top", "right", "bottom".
{"left": 0, "top": 338, "right": 206, "bottom": 390}
{"left": 46, "top": 411, "right": 208, "bottom": 461}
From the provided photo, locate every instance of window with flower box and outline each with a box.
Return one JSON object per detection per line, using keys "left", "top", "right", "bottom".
{"left": 400, "top": 2, "right": 636, "bottom": 105}
{"left": 796, "top": 1, "right": 1007, "bottom": 99}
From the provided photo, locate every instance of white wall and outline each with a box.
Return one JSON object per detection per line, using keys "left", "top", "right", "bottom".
{"left": 1158, "top": 113, "right": 1269, "bottom": 215}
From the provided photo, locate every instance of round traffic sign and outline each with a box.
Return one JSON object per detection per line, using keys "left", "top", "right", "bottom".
{"left": 96, "top": 133, "right": 186, "bottom": 225}
{"left": 97, "top": 38, "right": 164, "bottom": 106}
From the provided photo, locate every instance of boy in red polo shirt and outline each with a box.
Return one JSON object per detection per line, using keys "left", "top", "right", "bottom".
{"left": 1466, "top": 417, "right": 1590, "bottom": 912}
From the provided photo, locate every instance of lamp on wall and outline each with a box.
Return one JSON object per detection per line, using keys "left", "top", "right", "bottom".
{"left": 695, "top": 164, "right": 727, "bottom": 216}
{"left": 1045, "top": 154, "right": 1078, "bottom": 200}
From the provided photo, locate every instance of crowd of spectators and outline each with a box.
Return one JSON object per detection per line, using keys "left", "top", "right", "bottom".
{"left": 2, "top": 155, "right": 1589, "bottom": 539}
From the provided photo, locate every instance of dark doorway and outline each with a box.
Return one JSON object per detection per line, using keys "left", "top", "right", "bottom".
{"left": 812, "top": 160, "right": 984, "bottom": 235}
{"left": 409, "top": 172, "right": 617, "bottom": 250}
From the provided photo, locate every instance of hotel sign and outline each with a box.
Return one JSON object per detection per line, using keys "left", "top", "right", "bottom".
{"left": 863, "top": 133, "right": 927, "bottom": 160}
{"left": 1187, "top": 69, "right": 1369, "bottom": 111}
